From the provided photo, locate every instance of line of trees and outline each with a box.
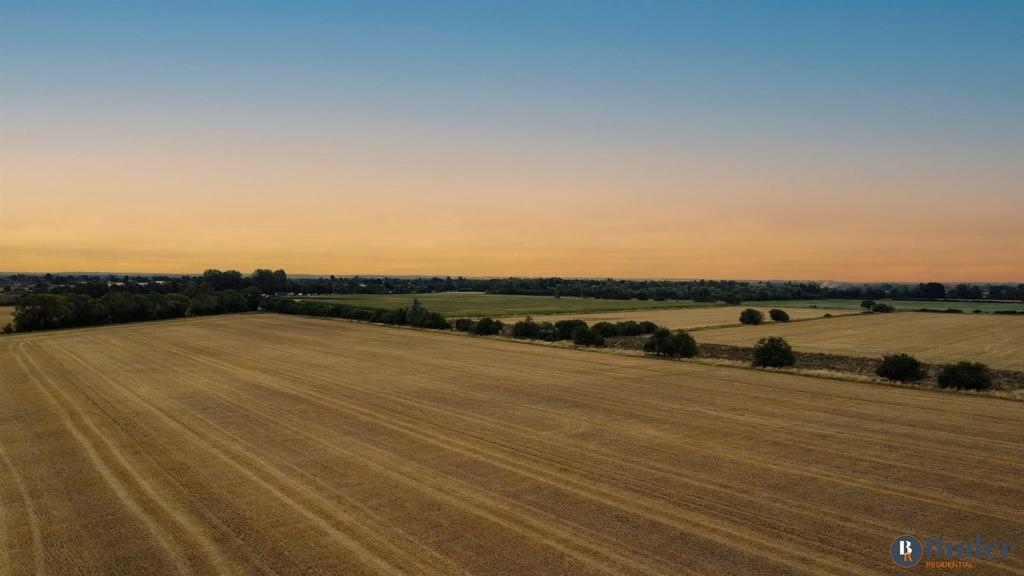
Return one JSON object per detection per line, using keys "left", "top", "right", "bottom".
{"left": 6, "top": 270, "right": 1022, "bottom": 305}
{"left": 5, "top": 268, "right": 288, "bottom": 333}
{"left": 830, "top": 282, "right": 1023, "bottom": 301}
{"left": 8, "top": 288, "right": 261, "bottom": 333}
{"left": 262, "top": 297, "right": 450, "bottom": 329}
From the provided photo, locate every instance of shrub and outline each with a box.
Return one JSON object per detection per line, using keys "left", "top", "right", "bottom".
{"left": 590, "top": 322, "right": 619, "bottom": 338}
{"left": 614, "top": 321, "right": 643, "bottom": 336}
{"left": 860, "top": 300, "right": 876, "bottom": 309}
{"left": 638, "top": 321, "right": 658, "bottom": 334}
{"left": 875, "top": 353, "right": 925, "bottom": 382}
{"left": 536, "top": 321, "right": 557, "bottom": 341}
{"left": 511, "top": 316, "right": 541, "bottom": 339}
{"left": 473, "top": 317, "right": 503, "bottom": 335}
{"left": 412, "top": 311, "right": 450, "bottom": 329}
{"left": 768, "top": 309, "right": 790, "bottom": 322}
{"left": 937, "top": 362, "right": 993, "bottom": 390}
{"left": 752, "top": 336, "right": 795, "bottom": 367}
{"left": 823, "top": 313, "right": 833, "bottom": 318}
{"left": 554, "top": 319, "right": 587, "bottom": 340}
{"left": 571, "top": 325, "right": 605, "bottom": 347}
{"left": 453, "top": 318, "right": 475, "bottom": 332}
{"left": 944, "top": 308, "right": 963, "bottom": 314}
{"left": 405, "top": 298, "right": 450, "bottom": 327}
{"left": 871, "top": 303, "right": 894, "bottom": 313}
{"left": 643, "top": 327, "right": 698, "bottom": 358}
{"left": 739, "top": 308, "right": 764, "bottom": 325}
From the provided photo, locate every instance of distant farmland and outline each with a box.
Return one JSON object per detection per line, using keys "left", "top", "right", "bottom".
{"left": 696, "top": 311, "right": 1024, "bottom": 371}
{"left": 3, "top": 313, "right": 1023, "bottom": 575}
{"left": 751, "top": 298, "right": 1024, "bottom": 312}
{"left": 499, "top": 305, "right": 857, "bottom": 330}
{"left": 300, "top": 292, "right": 718, "bottom": 317}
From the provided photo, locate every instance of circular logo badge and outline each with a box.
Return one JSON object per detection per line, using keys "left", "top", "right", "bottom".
{"left": 891, "top": 535, "right": 923, "bottom": 567}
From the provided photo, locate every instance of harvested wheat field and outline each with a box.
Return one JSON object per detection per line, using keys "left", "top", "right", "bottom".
{"left": 500, "top": 305, "right": 855, "bottom": 330}
{"left": 2, "top": 314, "right": 1023, "bottom": 575}
{"left": 696, "top": 311, "right": 1024, "bottom": 371}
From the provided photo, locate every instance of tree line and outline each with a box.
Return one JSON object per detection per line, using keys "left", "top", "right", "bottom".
{"left": 8, "top": 289, "right": 262, "bottom": 333}
{"left": 7, "top": 271, "right": 1021, "bottom": 305}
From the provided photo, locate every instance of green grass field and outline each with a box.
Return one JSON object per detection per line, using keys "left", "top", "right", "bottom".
{"left": 298, "top": 293, "right": 719, "bottom": 317}
{"left": 751, "top": 298, "right": 1024, "bottom": 312}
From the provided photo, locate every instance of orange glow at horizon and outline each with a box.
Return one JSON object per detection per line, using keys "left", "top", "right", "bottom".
{"left": 1, "top": 129, "right": 1021, "bottom": 282}
{"left": 2, "top": 1, "right": 1023, "bottom": 283}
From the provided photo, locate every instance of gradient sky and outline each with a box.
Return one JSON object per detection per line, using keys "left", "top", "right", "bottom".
{"left": 1, "top": 0, "right": 1021, "bottom": 281}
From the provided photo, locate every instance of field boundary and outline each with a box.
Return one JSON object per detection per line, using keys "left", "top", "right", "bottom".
{"left": 273, "top": 313, "right": 1024, "bottom": 402}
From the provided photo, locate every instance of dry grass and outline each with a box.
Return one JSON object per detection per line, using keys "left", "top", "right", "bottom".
{"left": 695, "top": 311, "right": 1024, "bottom": 371}
{"left": 0, "top": 306, "right": 13, "bottom": 330}
{"left": 2, "top": 314, "right": 1023, "bottom": 575}
{"left": 499, "top": 305, "right": 856, "bottom": 329}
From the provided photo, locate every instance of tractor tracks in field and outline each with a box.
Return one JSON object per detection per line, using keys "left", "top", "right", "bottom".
{"left": 123, "top": 330, "right": 891, "bottom": 575}
{"left": 157, "top": 321, "right": 1024, "bottom": 573}
{"left": 88, "top": 334, "right": 705, "bottom": 576}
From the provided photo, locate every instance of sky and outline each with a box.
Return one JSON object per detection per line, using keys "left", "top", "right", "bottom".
{"left": 1, "top": 0, "right": 1021, "bottom": 282}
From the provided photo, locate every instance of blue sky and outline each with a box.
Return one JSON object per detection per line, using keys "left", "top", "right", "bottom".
{"left": 1, "top": 1, "right": 1022, "bottom": 279}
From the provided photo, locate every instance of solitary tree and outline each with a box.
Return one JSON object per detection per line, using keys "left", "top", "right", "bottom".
{"left": 739, "top": 308, "right": 764, "bottom": 325}
{"left": 875, "top": 353, "right": 925, "bottom": 382}
{"left": 643, "top": 328, "right": 698, "bottom": 358}
{"left": 752, "top": 336, "right": 795, "bottom": 367}
{"left": 937, "top": 362, "right": 992, "bottom": 390}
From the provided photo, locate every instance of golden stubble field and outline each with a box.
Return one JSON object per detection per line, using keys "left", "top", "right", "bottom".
{"left": 695, "top": 311, "right": 1024, "bottom": 371}
{"left": 499, "top": 305, "right": 856, "bottom": 330}
{"left": 1, "top": 314, "right": 1022, "bottom": 575}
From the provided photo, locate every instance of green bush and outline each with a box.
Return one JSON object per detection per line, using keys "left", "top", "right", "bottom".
{"left": 871, "top": 303, "right": 894, "bottom": 313}
{"left": 937, "top": 362, "right": 993, "bottom": 390}
{"left": 643, "top": 327, "right": 698, "bottom": 358}
{"left": 511, "top": 316, "right": 541, "bottom": 339}
{"left": 875, "top": 353, "right": 925, "bottom": 382}
{"left": 614, "top": 321, "right": 644, "bottom": 336}
{"left": 571, "top": 325, "right": 605, "bottom": 347}
{"left": 472, "top": 317, "right": 503, "bottom": 335}
{"left": 768, "top": 309, "right": 790, "bottom": 322}
{"left": 638, "top": 321, "right": 658, "bottom": 334}
{"left": 453, "top": 318, "right": 475, "bottom": 332}
{"left": 739, "top": 308, "right": 764, "bottom": 325}
{"left": 752, "top": 336, "right": 795, "bottom": 367}
{"left": 860, "top": 300, "right": 876, "bottom": 309}
{"left": 590, "top": 321, "right": 619, "bottom": 337}
{"left": 536, "top": 321, "right": 557, "bottom": 341}
{"left": 554, "top": 319, "right": 588, "bottom": 340}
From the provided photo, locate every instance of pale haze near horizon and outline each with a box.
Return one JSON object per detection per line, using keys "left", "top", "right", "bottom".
{"left": 1, "top": 1, "right": 1021, "bottom": 282}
